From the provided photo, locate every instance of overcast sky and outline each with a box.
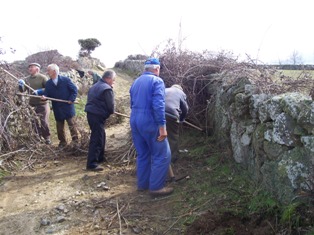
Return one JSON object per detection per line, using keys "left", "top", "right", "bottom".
{"left": 1, "top": 0, "right": 313, "bottom": 68}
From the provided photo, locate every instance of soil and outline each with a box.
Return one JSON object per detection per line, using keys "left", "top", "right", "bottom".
{"left": 0, "top": 71, "right": 310, "bottom": 235}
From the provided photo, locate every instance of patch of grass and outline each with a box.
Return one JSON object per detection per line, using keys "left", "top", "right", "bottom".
{"left": 174, "top": 131, "right": 314, "bottom": 234}
{"left": 188, "top": 145, "right": 210, "bottom": 159}
{"left": 75, "top": 95, "right": 87, "bottom": 118}
{"left": 224, "top": 227, "right": 236, "bottom": 235}
{"left": 248, "top": 190, "right": 279, "bottom": 216}
{"left": 278, "top": 69, "right": 314, "bottom": 79}
{"left": 0, "top": 169, "right": 10, "bottom": 184}
{"left": 280, "top": 202, "right": 301, "bottom": 229}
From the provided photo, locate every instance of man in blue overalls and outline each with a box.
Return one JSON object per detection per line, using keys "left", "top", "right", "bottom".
{"left": 130, "top": 58, "right": 173, "bottom": 197}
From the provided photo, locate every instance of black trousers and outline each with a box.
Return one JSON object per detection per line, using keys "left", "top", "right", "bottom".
{"left": 86, "top": 112, "right": 106, "bottom": 169}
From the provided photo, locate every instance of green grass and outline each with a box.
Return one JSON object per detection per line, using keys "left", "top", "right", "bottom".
{"left": 47, "top": 95, "right": 88, "bottom": 144}
{"left": 75, "top": 95, "right": 87, "bottom": 118}
{"left": 278, "top": 69, "right": 314, "bottom": 79}
{"left": 174, "top": 130, "right": 313, "bottom": 233}
{"left": 0, "top": 169, "right": 10, "bottom": 184}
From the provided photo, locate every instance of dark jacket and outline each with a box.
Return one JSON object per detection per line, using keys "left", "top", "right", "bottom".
{"left": 92, "top": 73, "right": 102, "bottom": 84}
{"left": 43, "top": 75, "right": 78, "bottom": 121}
{"left": 85, "top": 79, "right": 114, "bottom": 119}
{"left": 165, "top": 86, "right": 189, "bottom": 122}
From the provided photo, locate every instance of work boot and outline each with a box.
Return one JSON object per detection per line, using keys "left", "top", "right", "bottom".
{"left": 45, "top": 138, "right": 52, "bottom": 145}
{"left": 150, "top": 187, "right": 174, "bottom": 197}
{"left": 58, "top": 142, "right": 67, "bottom": 149}
{"left": 86, "top": 166, "right": 104, "bottom": 172}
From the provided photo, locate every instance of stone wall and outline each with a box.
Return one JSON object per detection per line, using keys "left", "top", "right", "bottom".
{"left": 209, "top": 76, "right": 314, "bottom": 203}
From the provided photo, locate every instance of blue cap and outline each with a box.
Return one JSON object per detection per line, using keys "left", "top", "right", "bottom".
{"left": 144, "top": 58, "right": 160, "bottom": 65}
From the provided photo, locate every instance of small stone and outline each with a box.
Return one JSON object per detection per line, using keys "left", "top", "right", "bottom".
{"left": 56, "top": 216, "right": 66, "bottom": 223}
{"left": 102, "top": 185, "right": 110, "bottom": 190}
{"left": 97, "top": 182, "right": 106, "bottom": 188}
{"left": 56, "top": 204, "right": 65, "bottom": 211}
{"left": 132, "top": 226, "right": 142, "bottom": 234}
{"left": 40, "top": 218, "right": 50, "bottom": 226}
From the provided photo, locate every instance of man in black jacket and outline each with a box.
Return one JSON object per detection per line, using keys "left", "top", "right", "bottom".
{"left": 84, "top": 70, "right": 116, "bottom": 171}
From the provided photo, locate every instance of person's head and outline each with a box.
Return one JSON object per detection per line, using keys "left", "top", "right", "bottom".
{"left": 47, "top": 64, "right": 59, "bottom": 79}
{"left": 87, "top": 70, "right": 94, "bottom": 76}
{"left": 144, "top": 58, "right": 160, "bottom": 76}
{"left": 102, "top": 70, "right": 116, "bottom": 87}
{"left": 28, "top": 63, "right": 41, "bottom": 76}
{"left": 172, "top": 84, "right": 183, "bottom": 91}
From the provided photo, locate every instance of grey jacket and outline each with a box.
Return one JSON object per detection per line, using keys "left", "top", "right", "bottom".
{"left": 165, "top": 86, "right": 189, "bottom": 122}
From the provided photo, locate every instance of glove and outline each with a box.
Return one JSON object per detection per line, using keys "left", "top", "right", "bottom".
{"left": 18, "top": 79, "right": 25, "bottom": 88}
{"left": 33, "top": 88, "right": 44, "bottom": 96}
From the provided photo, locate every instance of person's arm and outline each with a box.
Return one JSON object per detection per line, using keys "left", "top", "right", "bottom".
{"left": 179, "top": 93, "right": 189, "bottom": 122}
{"left": 152, "top": 78, "right": 167, "bottom": 141}
{"left": 67, "top": 78, "right": 78, "bottom": 102}
{"left": 103, "top": 89, "right": 114, "bottom": 115}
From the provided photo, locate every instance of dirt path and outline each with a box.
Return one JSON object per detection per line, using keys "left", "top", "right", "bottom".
{"left": 0, "top": 71, "right": 184, "bottom": 235}
{"left": 0, "top": 119, "right": 186, "bottom": 235}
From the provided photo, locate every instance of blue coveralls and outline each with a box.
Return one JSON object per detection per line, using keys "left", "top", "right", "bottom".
{"left": 130, "top": 71, "right": 171, "bottom": 191}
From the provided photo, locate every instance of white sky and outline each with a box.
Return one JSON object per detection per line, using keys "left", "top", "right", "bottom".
{"left": 1, "top": 0, "right": 314, "bottom": 68}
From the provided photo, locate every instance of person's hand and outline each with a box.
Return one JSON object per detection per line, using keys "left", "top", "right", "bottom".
{"left": 68, "top": 101, "right": 73, "bottom": 104}
{"left": 41, "top": 95, "right": 47, "bottom": 101}
{"left": 157, "top": 126, "right": 167, "bottom": 141}
{"left": 18, "top": 79, "right": 25, "bottom": 88}
{"left": 32, "top": 89, "right": 44, "bottom": 96}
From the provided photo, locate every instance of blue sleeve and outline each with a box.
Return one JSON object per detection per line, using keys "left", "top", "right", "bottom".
{"left": 152, "top": 78, "right": 166, "bottom": 127}
{"left": 43, "top": 82, "right": 50, "bottom": 96}
{"left": 67, "top": 78, "right": 78, "bottom": 102}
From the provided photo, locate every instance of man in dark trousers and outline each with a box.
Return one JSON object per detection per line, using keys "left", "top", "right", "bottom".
{"left": 43, "top": 63, "right": 79, "bottom": 148}
{"left": 165, "top": 84, "right": 189, "bottom": 163}
{"left": 84, "top": 70, "right": 116, "bottom": 171}
{"left": 18, "top": 63, "right": 51, "bottom": 144}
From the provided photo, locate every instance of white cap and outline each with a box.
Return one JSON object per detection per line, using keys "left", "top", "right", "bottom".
{"left": 28, "top": 63, "right": 41, "bottom": 68}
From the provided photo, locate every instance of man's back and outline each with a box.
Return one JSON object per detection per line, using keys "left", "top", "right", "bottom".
{"left": 165, "top": 86, "right": 188, "bottom": 121}
{"left": 130, "top": 72, "right": 166, "bottom": 125}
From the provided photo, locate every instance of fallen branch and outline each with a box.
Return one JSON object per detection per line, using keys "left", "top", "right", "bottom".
{"left": 117, "top": 200, "right": 122, "bottom": 235}
{"left": 0, "top": 107, "right": 21, "bottom": 136}
{"left": 114, "top": 111, "right": 203, "bottom": 131}
{"left": 0, "top": 149, "right": 29, "bottom": 159}
{"left": 1, "top": 67, "right": 36, "bottom": 92}
{"left": 16, "top": 92, "right": 79, "bottom": 104}
{"left": 108, "top": 203, "right": 127, "bottom": 228}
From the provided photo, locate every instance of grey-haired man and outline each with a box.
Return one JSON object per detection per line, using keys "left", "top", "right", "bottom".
{"left": 165, "top": 84, "right": 189, "bottom": 163}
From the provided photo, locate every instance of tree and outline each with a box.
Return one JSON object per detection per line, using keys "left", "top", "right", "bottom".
{"left": 289, "top": 50, "right": 303, "bottom": 65}
{"left": 78, "top": 38, "right": 101, "bottom": 57}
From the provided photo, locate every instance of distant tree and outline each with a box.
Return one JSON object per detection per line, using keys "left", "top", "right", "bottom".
{"left": 78, "top": 38, "right": 101, "bottom": 57}
{"left": 0, "top": 37, "right": 4, "bottom": 55}
{"left": 289, "top": 50, "right": 303, "bottom": 65}
{"left": 127, "top": 54, "right": 147, "bottom": 60}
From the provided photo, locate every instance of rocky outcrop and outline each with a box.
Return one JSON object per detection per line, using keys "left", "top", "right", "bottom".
{"left": 209, "top": 76, "right": 314, "bottom": 203}
{"left": 114, "top": 59, "right": 144, "bottom": 76}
